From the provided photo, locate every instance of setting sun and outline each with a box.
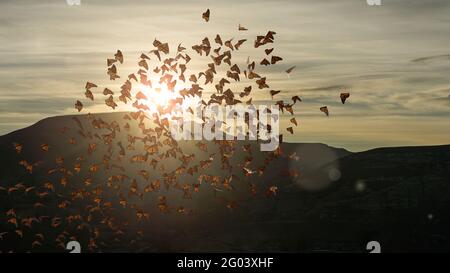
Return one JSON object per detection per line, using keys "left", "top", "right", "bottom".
{"left": 139, "top": 83, "right": 178, "bottom": 113}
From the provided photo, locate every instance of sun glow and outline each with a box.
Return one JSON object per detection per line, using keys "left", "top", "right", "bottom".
{"left": 138, "top": 83, "right": 202, "bottom": 116}
{"left": 139, "top": 83, "right": 178, "bottom": 113}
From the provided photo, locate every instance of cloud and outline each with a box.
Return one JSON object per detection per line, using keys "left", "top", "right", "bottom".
{"left": 297, "top": 85, "right": 350, "bottom": 92}
{"left": 411, "top": 55, "right": 450, "bottom": 63}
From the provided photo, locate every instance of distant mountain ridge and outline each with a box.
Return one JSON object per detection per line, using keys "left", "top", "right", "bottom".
{"left": 0, "top": 112, "right": 352, "bottom": 175}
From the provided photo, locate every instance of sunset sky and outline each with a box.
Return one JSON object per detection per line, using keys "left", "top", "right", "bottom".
{"left": 0, "top": 0, "right": 449, "bottom": 151}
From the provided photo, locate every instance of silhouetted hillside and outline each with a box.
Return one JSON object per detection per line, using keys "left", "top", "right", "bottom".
{"left": 1, "top": 113, "right": 449, "bottom": 253}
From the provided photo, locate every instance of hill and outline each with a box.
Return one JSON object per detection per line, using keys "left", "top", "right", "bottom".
{"left": 0, "top": 112, "right": 449, "bottom": 253}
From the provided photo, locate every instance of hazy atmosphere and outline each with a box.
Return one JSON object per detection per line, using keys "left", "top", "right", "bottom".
{"left": 1, "top": 0, "right": 449, "bottom": 151}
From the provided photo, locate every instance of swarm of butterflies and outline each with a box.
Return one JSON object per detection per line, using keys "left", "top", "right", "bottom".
{"left": 0, "top": 9, "right": 350, "bottom": 252}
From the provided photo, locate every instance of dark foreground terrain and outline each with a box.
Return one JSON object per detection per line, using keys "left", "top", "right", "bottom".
{"left": 0, "top": 113, "right": 449, "bottom": 253}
